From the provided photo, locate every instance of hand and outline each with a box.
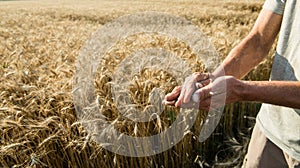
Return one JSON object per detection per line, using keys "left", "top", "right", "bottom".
{"left": 164, "top": 85, "right": 182, "bottom": 106}
{"left": 176, "top": 72, "right": 212, "bottom": 107}
{"left": 193, "top": 76, "right": 243, "bottom": 111}
{"left": 164, "top": 72, "right": 212, "bottom": 107}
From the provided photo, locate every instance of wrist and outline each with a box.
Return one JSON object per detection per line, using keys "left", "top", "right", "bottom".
{"left": 211, "top": 65, "right": 226, "bottom": 79}
{"left": 237, "top": 80, "right": 253, "bottom": 102}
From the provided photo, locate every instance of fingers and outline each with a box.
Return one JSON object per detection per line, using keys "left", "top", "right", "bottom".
{"left": 168, "top": 85, "right": 215, "bottom": 111}
{"left": 194, "top": 72, "right": 210, "bottom": 82}
{"left": 175, "top": 93, "right": 184, "bottom": 107}
{"left": 176, "top": 73, "right": 211, "bottom": 107}
{"left": 165, "top": 86, "right": 181, "bottom": 101}
{"left": 179, "top": 96, "right": 211, "bottom": 110}
{"left": 190, "top": 72, "right": 211, "bottom": 95}
{"left": 195, "top": 82, "right": 204, "bottom": 90}
{"left": 177, "top": 84, "right": 212, "bottom": 109}
{"left": 200, "top": 78, "right": 211, "bottom": 86}
{"left": 164, "top": 100, "right": 176, "bottom": 106}
{"left": 166, "top": 74, "right": 228, "bottom": 112}
{"left": 164, "top": 86, "right": 181, "bottom": 106}
{"left": 165, "top": 72, "right": 211, "bottom": 107}
{"left": 194, "top": 86, "right": 212, "bottom": 102}
{"left": 183, "top": 86, "right": 195, "bottom": 104}
{"left": 182, "top": 75, "right": 196, "bottom": 104}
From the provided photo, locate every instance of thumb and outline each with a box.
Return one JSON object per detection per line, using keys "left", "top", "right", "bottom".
{"left": 194, "top": 86, "right": 212, "bottom": 102}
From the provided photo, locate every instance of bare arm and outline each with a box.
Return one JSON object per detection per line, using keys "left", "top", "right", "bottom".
{"left": 220, "top": 10, "right": 300, "bottom": 109}
{"left": 167, "top": 9, "right": 284, "bottom": 106}
{"left": 166, "top": 9, "right": 300, "bottom": 109}
{"left": 213, "top": 9, "right": 283, "bottom": 79}
{"left": 203, "top": 9, "right": 300, "bottom": 109}
{"left": 239, "top": 81, "right": 300, "bottom": 109}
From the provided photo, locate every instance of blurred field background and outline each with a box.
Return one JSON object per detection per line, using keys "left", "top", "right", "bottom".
{"left": 0, "top": 0, "right": 274, "bottom": 167}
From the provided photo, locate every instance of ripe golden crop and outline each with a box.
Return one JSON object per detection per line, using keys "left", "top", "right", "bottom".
{"left": 0, "top": 0, "right": 269, "bottom": 167}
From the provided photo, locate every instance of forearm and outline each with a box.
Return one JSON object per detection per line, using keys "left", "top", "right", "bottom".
{"left": 213, "top": 34, "right": 270, "bottom": 79}
{"left": 240, "top": 80, "right": 300, "bottom": 109}
{"left": 212, "top": 9, "right": 282, "bottom": 79}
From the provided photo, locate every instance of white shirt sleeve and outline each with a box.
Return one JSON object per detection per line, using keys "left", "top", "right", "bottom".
{"left": 263, "top": 0, "right": 286, "bottom": 15}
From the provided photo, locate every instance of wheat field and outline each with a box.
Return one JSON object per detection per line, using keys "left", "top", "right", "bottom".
{"left": 0, "top": 0, "right": 273, "bottom": 167}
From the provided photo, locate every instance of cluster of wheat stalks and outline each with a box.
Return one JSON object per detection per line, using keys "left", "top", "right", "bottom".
{"left": 0, "top": 1, "right": 270, "bottom": 167}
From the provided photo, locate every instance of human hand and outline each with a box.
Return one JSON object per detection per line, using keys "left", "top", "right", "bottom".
{"left": 164, "top": 75, "right": 244, "bottom": 111}
{"left": 193, "top": 76, "right": 243, "bottom": 111}
{"left": 175, "top": 72, "right": 212, "bottom": 107}
{"left": 164, "top": 72, "right": 212, "bottom": 107}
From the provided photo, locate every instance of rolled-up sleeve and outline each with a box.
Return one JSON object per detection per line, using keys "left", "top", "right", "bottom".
{"left": 263, "top": 0, "right": 286, "bottom": 15}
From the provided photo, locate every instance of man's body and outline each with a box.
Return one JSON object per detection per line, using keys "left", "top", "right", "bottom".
{"left": 165, "top": 0, "right": 300, "bottom": 167}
